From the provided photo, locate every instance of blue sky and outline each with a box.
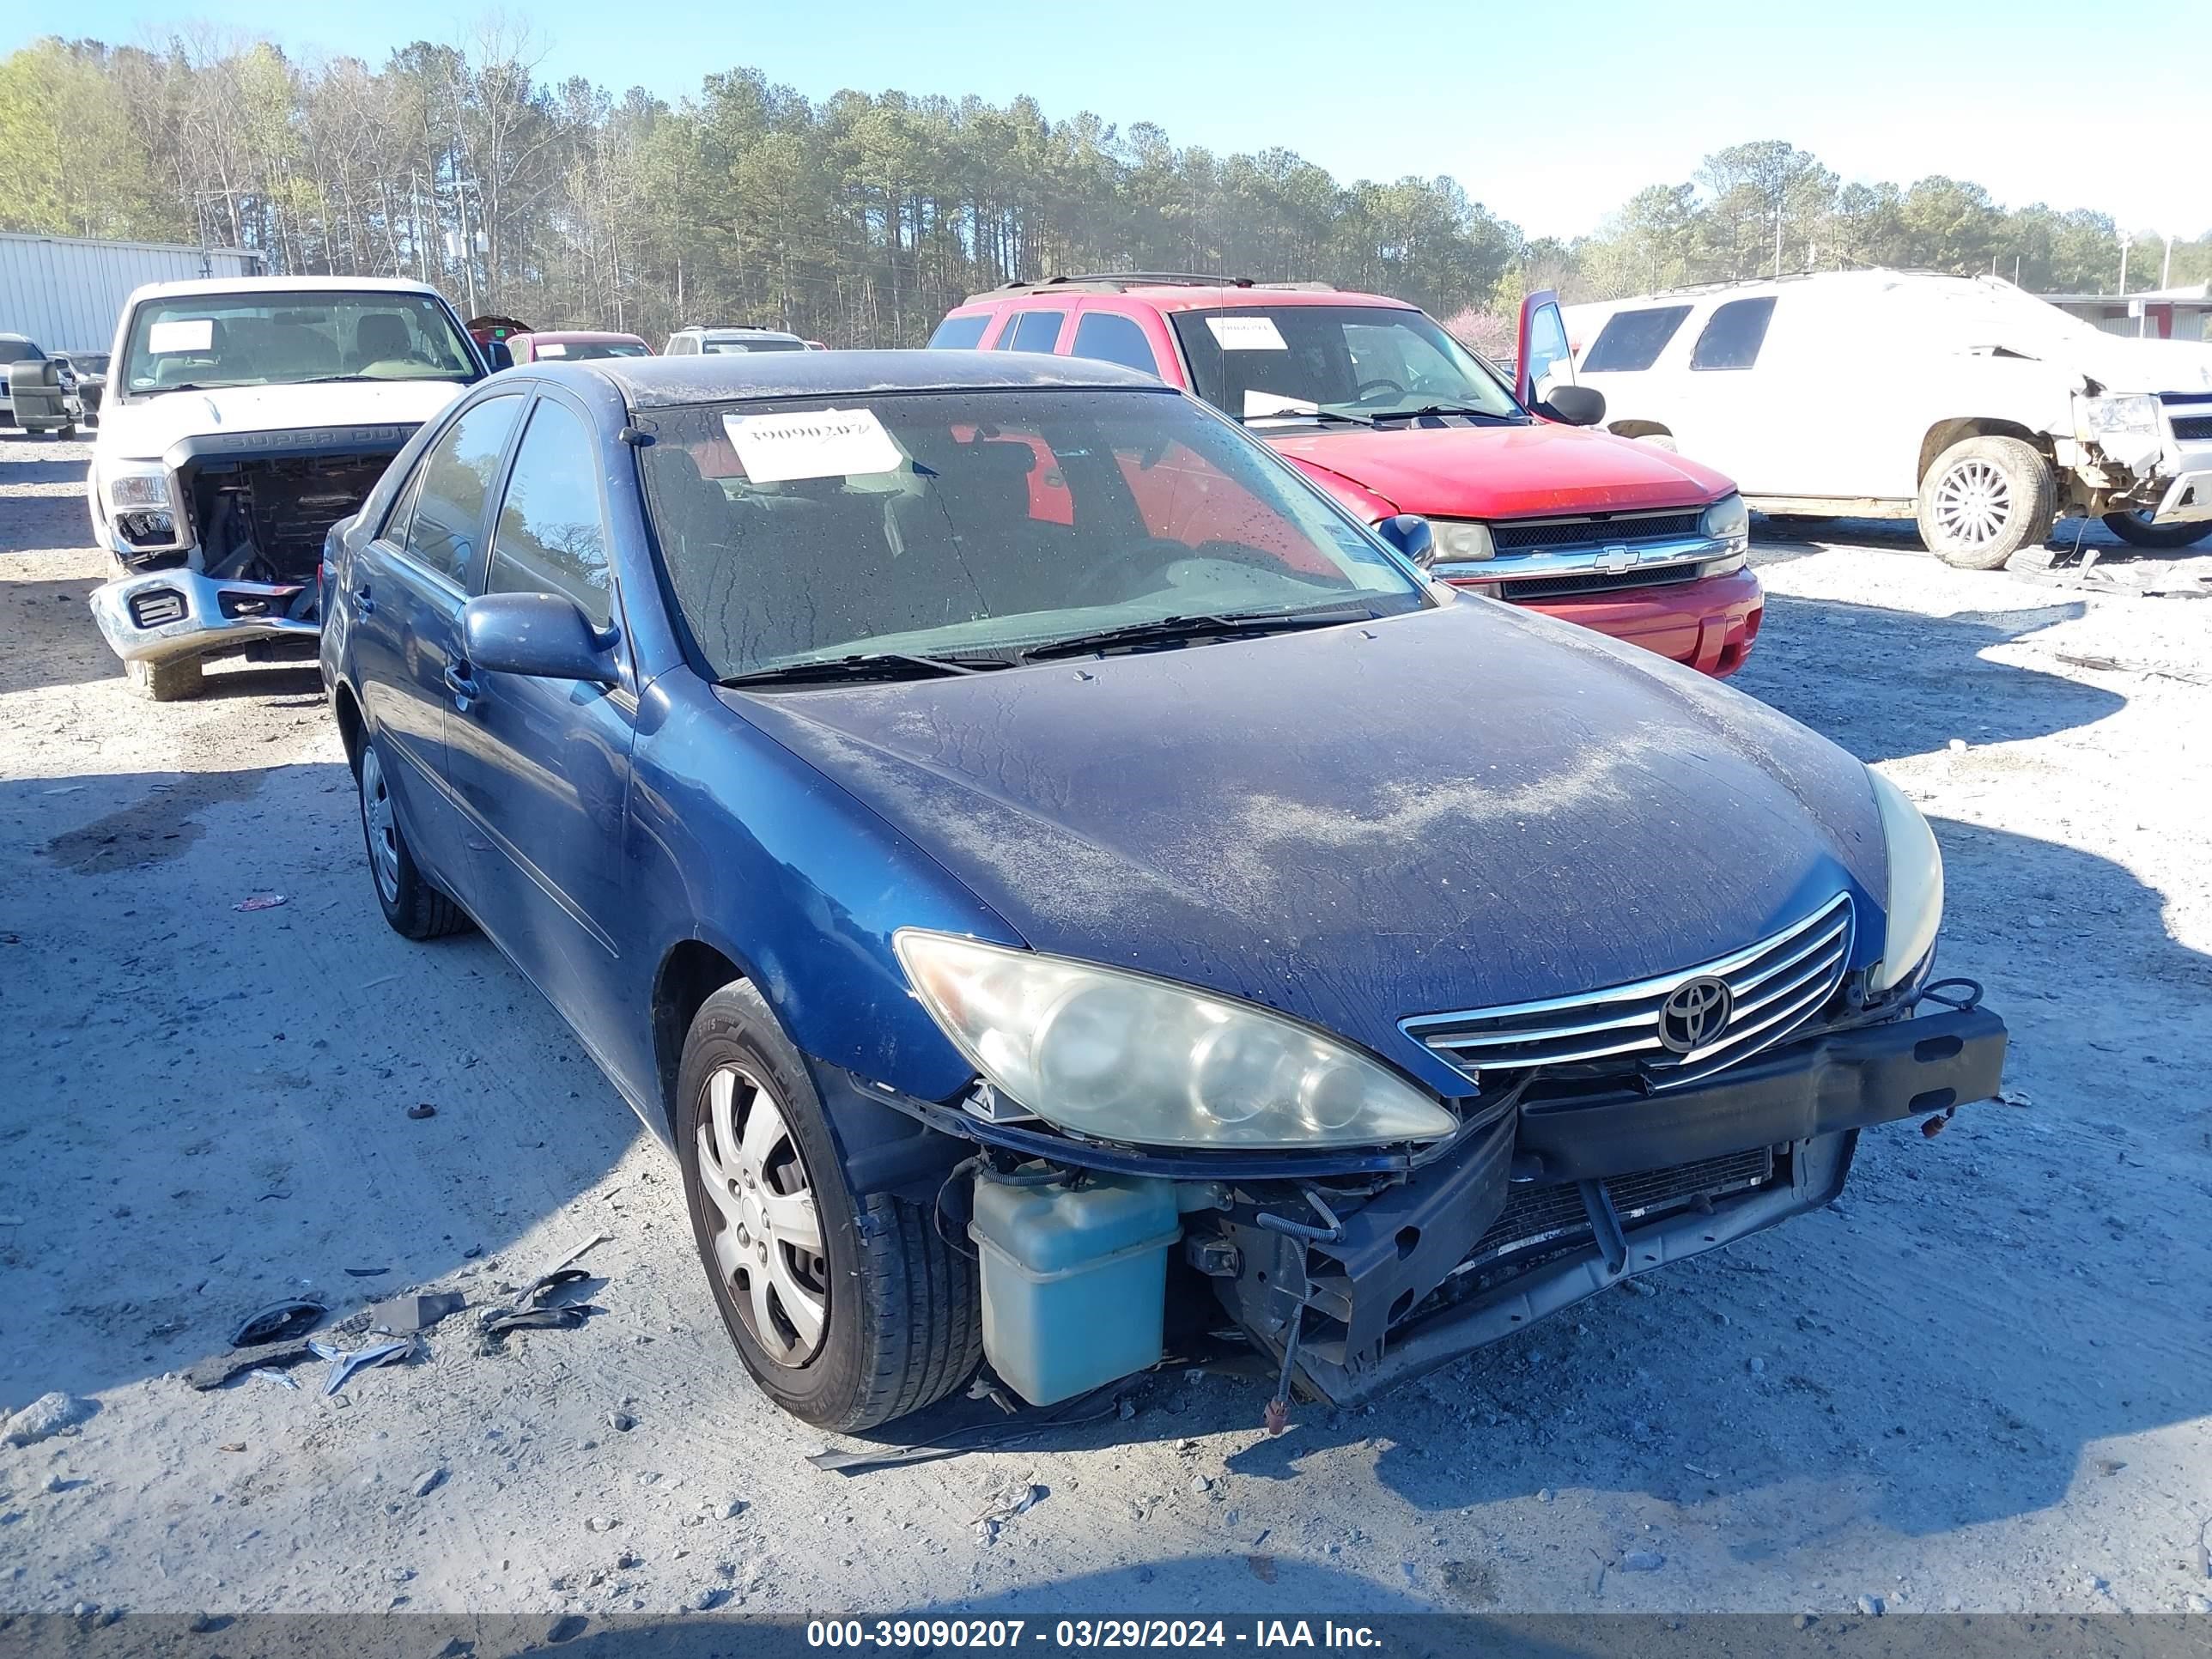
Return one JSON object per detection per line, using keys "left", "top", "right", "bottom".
{"left": 10, "top": 0, "right": 2206, "bottom": 240}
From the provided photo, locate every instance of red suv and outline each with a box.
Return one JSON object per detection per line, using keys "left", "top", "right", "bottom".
{"left": 931, "top": 276, "right": 1762, "bottom": 677}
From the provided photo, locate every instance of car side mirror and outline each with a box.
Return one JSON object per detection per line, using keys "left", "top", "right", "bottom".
{"left": 1537, "top": 384, "right": 1607, "bottom": 428}
{"left": 1375, "top": 513, "right": 1436, "bottom": 570}
{"left": 485, "top": 339, "right": 514, "bottom": 372}
{"left": 461, "top": 592, "right": 618, "bottom": 686}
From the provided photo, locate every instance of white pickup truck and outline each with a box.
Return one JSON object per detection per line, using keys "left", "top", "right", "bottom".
{"left": 85, "top": 276, "right": 489, "bottom": 698}
{"left": 1563, "top": 270, "right": 2212, "bottom": 568}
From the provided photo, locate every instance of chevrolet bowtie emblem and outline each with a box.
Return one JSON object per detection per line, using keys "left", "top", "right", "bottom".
{"left": 1595, "top": 544, "right": 1636, "bottom": 573}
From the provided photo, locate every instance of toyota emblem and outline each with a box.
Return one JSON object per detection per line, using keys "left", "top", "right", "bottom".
{"left": 1658, "top": 975, "right": 1732, "bottom": 1054}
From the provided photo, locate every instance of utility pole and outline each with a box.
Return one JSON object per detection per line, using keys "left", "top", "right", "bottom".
{"left": 2162, "top": 232, "right": 2175, "bottom": 290}
{"left": 2118, "top": 231, "right": 2132, "bottom": 295}
{"left": 1773, "top": 201, "right": 1784, "bottom": 277}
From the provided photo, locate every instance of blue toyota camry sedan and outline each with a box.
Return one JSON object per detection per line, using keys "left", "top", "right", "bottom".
{"left": 320, "top": 351, "right": 2005, "bottom": 1431}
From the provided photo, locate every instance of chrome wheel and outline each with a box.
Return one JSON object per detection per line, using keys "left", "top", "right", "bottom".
{"left": 1933, "top": 457, "right": 2012, "bottom": 548}
{"left": 359, "top": 744, "right": 401, "bottom": 903}
{"left": 696, "top": 1064, "right": 828, "bottom": 1367}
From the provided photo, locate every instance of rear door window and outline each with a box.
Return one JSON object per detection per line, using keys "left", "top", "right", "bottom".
{"left": 998, "top": 311, "right": 1066, "bottom": 353}
{"left": 402, "top": 393, "right": 526, "bottom": 586}
{"left": 1069, "top": 313, "right": 1160, "bottom": 376}
{"left": 487, "top": 399, "right": 613, "bottom": 625}
{"left": 928, "top": 314, "right": 989, "bottom": 349}
{"left": 1690, "top": 297, "right": 1778, "bottom": 371}
{"left": 1583, "top": 305, "right": 1693, "bottom": 372}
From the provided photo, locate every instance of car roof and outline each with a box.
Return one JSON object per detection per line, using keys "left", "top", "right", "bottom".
{"left": 569, "top": 348, "right": 1166, "bottom": 409}
{"left": 1571, "top": 268, "right": 1997, "bottom": 310}
{"left": 680, "top": 325, "right": 803, "bottom": 338}
{"left": 124, "top": 275, "right": 450, "bottom": 302}
{"left": 953, "top": 279, "right": 1414, "bottom": 315}
{"left": 519, "top": 330, "right": 647, "bottom": 344}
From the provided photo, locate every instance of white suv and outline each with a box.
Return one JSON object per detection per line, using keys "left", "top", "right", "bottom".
{"left": 662, "top": 325, "right": 809, "bottom": 356}
{"left": 1564, "top": 270, "right": 2212, "bottom": 567}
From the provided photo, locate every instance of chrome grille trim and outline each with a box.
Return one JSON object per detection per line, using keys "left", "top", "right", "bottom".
{"left": 1405, "top": 894, "right": 1854, "bottom": 1091}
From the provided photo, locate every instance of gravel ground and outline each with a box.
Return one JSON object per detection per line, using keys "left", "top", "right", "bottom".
{"left": 2, "top": 432, "right": 2209, "bottom": 1623}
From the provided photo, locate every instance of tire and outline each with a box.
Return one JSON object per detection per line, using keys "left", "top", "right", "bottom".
{"left": 677, "top": 980, "right": 980, "bottom": 1431}
{"left": 2100, "top": 510, "right": 2212, "bottom": 550}
{"left": 56, "top": 422, "right": 76, "bottom": 440}
{"left": 126, "top": 655, "right": 204, "bottom": 702}
{"left": 1916, "top": 435, "right": 2057, "bottom": 569}
{"left": 356, "top": 735, "right": 468, "bottom": 939}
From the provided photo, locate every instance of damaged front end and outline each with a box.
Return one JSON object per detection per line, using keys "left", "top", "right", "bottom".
{"left": 871, "top": 936, "right": 2006, "bottom": 1417}
{"left": 2068, "top": 391, "right": 2212, "bottom": 524}
{"left": 90, "top": 425, "right": 413, "bottom": 669}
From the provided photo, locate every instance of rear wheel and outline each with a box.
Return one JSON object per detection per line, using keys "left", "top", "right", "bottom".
{"left": 2101, "top": 510, "right": 2212, "bottom": 550}
{"left": 356, "top": 737, "right": 468, "bottom": 939}
{"left": 677, "top": 980, "right": 979, "bottom": 1431}
{"left": 1916, "top": 435, "right": 2056, "bottom": 569}
{"left": 126, "top": 656, "right": 204, "bottom": 702}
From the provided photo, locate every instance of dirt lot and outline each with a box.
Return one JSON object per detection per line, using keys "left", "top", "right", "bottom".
{"left": 3, "top": 431, "right": 2209, "bottom": 1624}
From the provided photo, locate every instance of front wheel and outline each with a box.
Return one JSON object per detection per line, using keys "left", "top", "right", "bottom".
{"left": 677, "top": 980, "right": 979, "bottom": 1431}
{"left": 1916, "top": 435, "right": 2057, "bottom": 569}
{"left": 356, "top": 737, "right": 468, "bottom": 939}
{"left": 126, "top": 656, "right": 204, "bottom": 702}
{"left": 2101, "top": 510, "right": 2212, "bottom": 550}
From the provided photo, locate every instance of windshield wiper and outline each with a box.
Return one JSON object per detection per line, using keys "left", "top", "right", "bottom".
{"left": 1236, "top": 406, "right": 1376, "bottom": 428}
{"left": 719, "top": 651, "right": 1009, "bottom": 690}
{"left": 1017, "top": 603, "right": 1381, "bottom": 663}
{"left": 1373, "top": 404, "right": 1516, "bottom": 423}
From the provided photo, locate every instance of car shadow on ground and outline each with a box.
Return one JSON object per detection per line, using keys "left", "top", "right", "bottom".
{"left": 1730, "top": 590, "right": 2124, "bottom": 763}
{"left": 0, "top": 756, "right": 652, "bottom": 1409}
{"left": 0, "top": 449, "right": 88, "bottom": 489}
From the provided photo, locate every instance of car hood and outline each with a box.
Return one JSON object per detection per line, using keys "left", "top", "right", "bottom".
{"left": 729, "top": 599, "right": 1886, "bottom": 1092}
{"left": 1968, "top": 328, "right": 2212, "bottom": 394}
{"left": 1263, "top": 421, "right": 1735, "bottom": 520}
{"left": 96, "top": 379, "right": 475, "bottom": 464}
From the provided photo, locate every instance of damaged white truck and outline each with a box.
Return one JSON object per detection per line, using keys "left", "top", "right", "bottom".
{"left": 84, "top": 276, "right": 489, "bottom": 699}
{"left": 1564, "top": 270, "right": 2212, "bottom": 569}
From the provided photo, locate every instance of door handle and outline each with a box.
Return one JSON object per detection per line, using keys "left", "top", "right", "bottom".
{"left": 443, "top": 659, "right": 479, "bottom": 706}
{"left": 352, "top": 581, "right": 375, "bottom": 617}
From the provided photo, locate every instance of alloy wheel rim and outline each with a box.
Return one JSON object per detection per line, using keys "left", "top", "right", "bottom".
{"left": 696, "top": 1064, "right": 828, "bottom": 1367}
{"left": 360, "top": 746, "right": 401, "bottom": 902}
{"left": 1934, "top": 458, "right": 2012, "bottom": 547}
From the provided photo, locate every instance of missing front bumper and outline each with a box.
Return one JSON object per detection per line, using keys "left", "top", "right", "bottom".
{"left": 1210, "top": 1005, "right": 2006, "bottom": 1405}
{"left": 88, "top": 566, "right": 319, "bottom": 667}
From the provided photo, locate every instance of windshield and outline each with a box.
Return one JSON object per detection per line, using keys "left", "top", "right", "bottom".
{"left": 533, "top": 340, "right": 650, "bottom": 361}
{"left": 1170, "top": 305, "right": 1523, "bottom": 425}
{"left": 0, "top": 338, "right": 44, "bottom": 365}
{"left": 703, "top": 337, "right": 807, "bottom": 354}
{"left": 118, "top": 290, "right": 481, "bottom": 394}
{"left": 641, "top": 388, "right": 1425, "bottom": 679}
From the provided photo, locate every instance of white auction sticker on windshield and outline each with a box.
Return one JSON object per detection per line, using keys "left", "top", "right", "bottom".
{"left": 1243, "top": 390, "right": 1318, "bottom": 416}
{"left": 1206, "top": 314, "right": 1287, "bottom": 351}
{"left": 148, "top": 319, "right": 213, "bottom": 354}
{"left": 722, "top": 407, "right": 902, "bottom": 483}
{"left": 535, "top": 341, "right": 568, "bottom": 357}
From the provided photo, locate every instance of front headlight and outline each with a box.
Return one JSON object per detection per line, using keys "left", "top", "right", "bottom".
{"left": 1425, "top": 520, "right": 1495, "bottom": 563}
{"left": 1700, "top": 491, "right": 1750, "bottom": 550}
{"left": 102, "top": 463, "right": 170, "bottom": 511}
{"left": 893, "top": 930, "right": 1459, "bottom": 1149}
{"left": 1865, "top": 768, "right": 1944, "bottom": 993}
{"left": 2077, "top": 394, "right": 2160, "bottom": 439}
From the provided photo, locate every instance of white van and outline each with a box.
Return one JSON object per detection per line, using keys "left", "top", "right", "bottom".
{"left": 1563, "top": 270, "right": 2212, "bottom": 568}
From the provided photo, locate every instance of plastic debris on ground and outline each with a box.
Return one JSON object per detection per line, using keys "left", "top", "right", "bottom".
{"left": 229, "top": 1295, "right": 326, "bottom": 1348}
{"left": 233, "top": 894, "right": 288, "bottom": 911}
{"left": 369, "top": 1291, "right": 467, "bottom": 1335}
{"left": 310, "top": 1336, "right": 415, "bottom": 1396}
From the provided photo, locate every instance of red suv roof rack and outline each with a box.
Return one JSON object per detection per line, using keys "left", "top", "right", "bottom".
{"left": 973, "top": 273, "right": 1340, "bottom": 299}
